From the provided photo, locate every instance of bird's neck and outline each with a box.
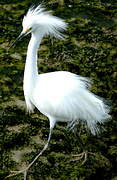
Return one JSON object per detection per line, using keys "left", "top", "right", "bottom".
{"left": 23, "top": 32, "right": 43, "bottom": 95}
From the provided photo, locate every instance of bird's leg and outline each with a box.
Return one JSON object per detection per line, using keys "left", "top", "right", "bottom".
{"left": 25, "top": 128, "right": 52, "bottom": 170}
{"left": 6, "top": 128, "right": 52, "bottom": 180}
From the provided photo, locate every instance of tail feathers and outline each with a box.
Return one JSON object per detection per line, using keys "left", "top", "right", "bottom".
{"left": 86, "top": 97, "right": 111, "bottom": 135}
{"left": 68, "top": 91, "right": 111, "bottom": 135}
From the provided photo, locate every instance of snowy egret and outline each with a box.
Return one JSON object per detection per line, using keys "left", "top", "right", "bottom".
{"left": 8, "top": 4, "right": 110, "bottom": 179}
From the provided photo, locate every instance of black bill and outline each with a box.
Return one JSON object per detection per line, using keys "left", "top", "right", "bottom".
{"left": 9, "top": 31, "right": 26, "bottom": 49}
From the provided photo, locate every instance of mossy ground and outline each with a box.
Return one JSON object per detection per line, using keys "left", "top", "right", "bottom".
{"left": 0, "top": 0, "right": 117, "bottom": 180}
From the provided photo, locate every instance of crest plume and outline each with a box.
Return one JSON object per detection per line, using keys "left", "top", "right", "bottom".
{"left": 23, "top": 4, "right": 67, "bottom": 39}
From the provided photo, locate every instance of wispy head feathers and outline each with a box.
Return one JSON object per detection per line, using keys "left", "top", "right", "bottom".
{"left": 22, "top": 4, "right": 67, "bottom": 39}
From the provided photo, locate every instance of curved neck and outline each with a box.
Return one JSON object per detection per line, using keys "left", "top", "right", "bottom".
{"left": 23, "top": 32, "right": 43, "bottom": 93}
{"left": 25, "top": 33, "right": 42, "bottom": 76}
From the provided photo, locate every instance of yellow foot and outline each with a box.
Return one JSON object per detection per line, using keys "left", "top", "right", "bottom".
{"left": 70, "top": 151, "right": 94, "bottom": 165}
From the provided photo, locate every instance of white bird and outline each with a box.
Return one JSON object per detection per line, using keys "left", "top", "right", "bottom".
{"left": 8, "top": 4, "right": 110, "bottom": 179}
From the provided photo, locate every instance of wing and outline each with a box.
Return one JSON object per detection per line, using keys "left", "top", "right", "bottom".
{"left": 31, "top": 71, "right": 91, "bottom": 119}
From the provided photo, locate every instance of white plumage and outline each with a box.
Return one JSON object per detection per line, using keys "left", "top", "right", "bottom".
{"left": 9, "top": 4, "right": 111, "bottom": 179}
{"left": 29, "top": 71, "right": 109, "bottom": 134}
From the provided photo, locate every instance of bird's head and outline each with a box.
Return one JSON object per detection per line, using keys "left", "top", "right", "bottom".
{"left": 22, "top": 5, "right": 45, "bottom": 35}
{"left": 11, "top": 4, "right": 67, "bottom": 47}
